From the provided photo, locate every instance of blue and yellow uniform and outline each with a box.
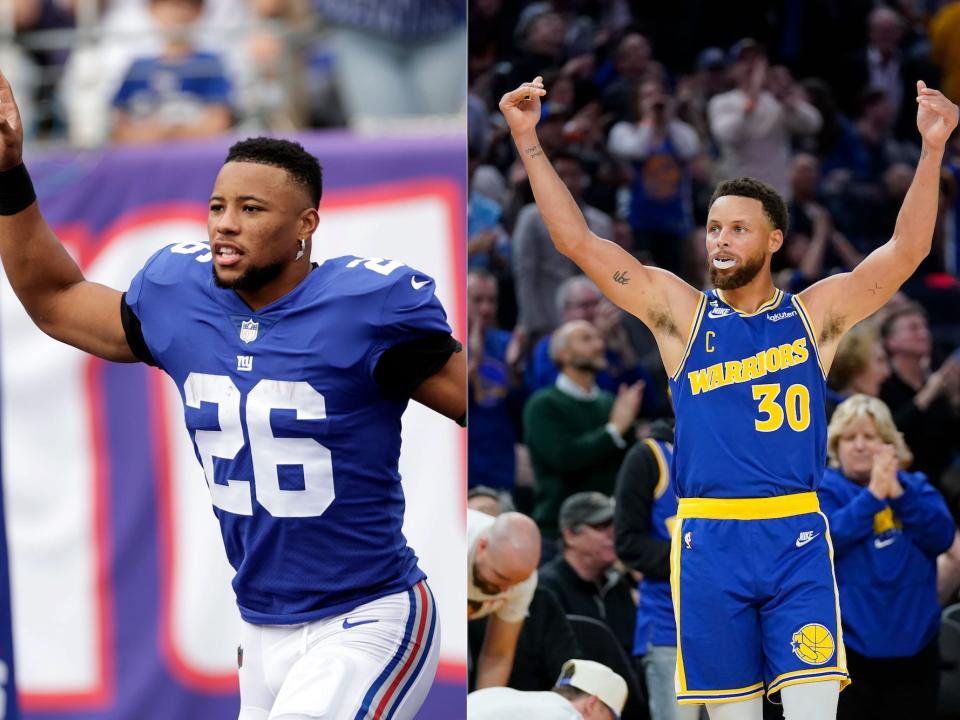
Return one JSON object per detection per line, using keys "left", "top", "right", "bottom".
{"left": 633, "top": 439, "right": 679, "bottom": 653}
{"left": 668, "top": 289, "right": 849, "bottom": 703}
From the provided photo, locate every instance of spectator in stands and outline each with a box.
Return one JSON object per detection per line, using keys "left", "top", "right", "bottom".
{"left": 523, "top": 320, "right": 641, "bottom": 549}
{"left": 608, "top": 78, "right": 700, "bottom": 275}
{"left": 819, "top": 394, "right": 955, "bottom": 720}
{"left": 468, "top": 658, "right": 628, "bottom": 720}
{"left": 538, "top": 492, "right": 636, "bottom": 659}
{"left": 600, "top": 32, "right": 653, "bottom": 119}
{"left": 879, "top": 303, "right": 960, "bottom": 490}
{"left": 777, "top": 154, "right": 863, "bottom": 293}
{"left": 469, "top": 485, "right": 516, "bottom": 517}
{"left": 314, "top": 0, "right": 465, "bottom": 124}
{"left": 512, "top": 150, "right": 613, "bottom": 343}
{"left": 613, "top": 418, "right": 699, "bottom": 720}
{"left": 468, "top": 269, "right": 525, "bottom": 492}
{"left": 833, "top": 6, "right": 939, "bottom": 142}
{"left": 110, "top": 0, "right": 233, "bottom": 144}
{"left": 524, "top": 276, "right": 658, "bottom": 415}
{"left": 708, "top": 38, "right": 821, "bottom": 197}
{"left": 468, "top": 508, "right": 541, "bottom": 688}
{"left": 826, "top": 322, "right": 890, "bottom": 418}
{"left": 674, "top": 47, "right": 729, "bottom": 146}
{"left": 467, "top": 489, "right": 582, "bottom": 694}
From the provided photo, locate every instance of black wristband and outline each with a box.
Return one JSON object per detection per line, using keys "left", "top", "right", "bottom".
{"left": 0, "top": 163, "right": 36, "bottom": 216}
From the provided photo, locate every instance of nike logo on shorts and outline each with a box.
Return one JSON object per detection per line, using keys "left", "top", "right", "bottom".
{"left": 795, "top": 531, "right": 819, "bottom": 547}
{"left": 411, "top": 277, "right": 430, "bottom": 290}
{"left": 342, "top": 618, "right": 379, "bottom": 629}
{"left": 874, "top": 536, "right": 897, "bottom": 549}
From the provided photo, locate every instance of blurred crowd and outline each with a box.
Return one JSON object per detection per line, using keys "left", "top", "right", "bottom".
{"left": 5, "top": 0, "right": 466, "bottom": 146}
{"left": 467, "top": 1, "right": 960, "bottom": 719}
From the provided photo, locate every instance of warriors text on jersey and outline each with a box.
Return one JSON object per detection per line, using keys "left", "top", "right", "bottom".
{"left": 123, "top": 243, "right": 452, "bottom": 624}
{"left": 668, "top": 289, "right": 827, "bottom": 498}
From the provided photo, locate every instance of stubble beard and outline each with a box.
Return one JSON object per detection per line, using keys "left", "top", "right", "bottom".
{"left": 708, "top": 251, "right": 767, "bottom": 290}
{"left": 213, "top": 260, "right": 287, "bottom": 293}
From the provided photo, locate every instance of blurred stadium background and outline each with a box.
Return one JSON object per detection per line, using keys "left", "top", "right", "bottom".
{"left": 0, "top": 1, "right": 467, "bottom": 719}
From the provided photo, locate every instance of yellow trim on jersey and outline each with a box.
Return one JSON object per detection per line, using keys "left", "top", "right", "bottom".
{"left": 670, "top": 517, "right": 687, "bottom": 693}
{"left": 818, "top": 511, "right": 849, "bottom": 684}
{"left": 677, "top": 684, "right": 766, "bottom": 705}
{"left": 767, "top": 668, "right": 850, "bottom": 696}
{"left": 716, "top": 288, "right": 784, "bottom": 317}
{"left": 791, "top": 295, "right": 827, "bottom": 379}
{"left": 677, "top": 492, "right": 819, "bottom": 520}
{"left": 670, "top": 294, "right": 708, "bottom": 382}
{"left": 646, "top": 439, "right": 670, "bottom": 499}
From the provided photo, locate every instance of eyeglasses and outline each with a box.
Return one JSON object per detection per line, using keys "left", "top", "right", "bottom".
{"left": 585, "top": 519, "right": 614, "bottom": 531}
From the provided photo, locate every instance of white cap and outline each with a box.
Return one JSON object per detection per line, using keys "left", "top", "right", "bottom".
{"left": 556, "top": 659, "right": 628, "bottom": 717}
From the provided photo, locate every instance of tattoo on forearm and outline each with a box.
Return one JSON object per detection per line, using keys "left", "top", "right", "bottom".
{"left": 921, "top": 147, "right": 929, "bottom": 160}
{"left": 524, "top": 145, "right": 543, "bottom": 158}
{"left": 613, "top": 270, "right": 630, "bottom": 285}
{"left": 867, "top": 281, "right": 883, "bottom": 295}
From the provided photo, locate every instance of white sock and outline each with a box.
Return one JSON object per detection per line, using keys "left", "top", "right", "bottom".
{"left": 780, "top": 680, "right": 840, "bottom": 720}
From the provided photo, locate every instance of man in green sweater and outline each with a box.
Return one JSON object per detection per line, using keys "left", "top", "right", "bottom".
{"left": 523, "top": 319, "right": 643, "bottom": 548}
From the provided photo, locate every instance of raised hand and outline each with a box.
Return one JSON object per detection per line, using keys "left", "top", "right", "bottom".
{"left": 916, "top": 81, "right": 959, "bottom": 151}
{"left": 498, "top": 76, "right": 547, "bottom": 137}
{"left": 609, "top": 380, "right": 644, "bottom": 436}
{"left": 0, "top": 70, "right": 24, "bottom": 171}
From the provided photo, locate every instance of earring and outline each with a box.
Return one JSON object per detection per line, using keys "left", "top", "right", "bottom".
{"left": 295, "top": 238, "right": 305, "bottom": 261}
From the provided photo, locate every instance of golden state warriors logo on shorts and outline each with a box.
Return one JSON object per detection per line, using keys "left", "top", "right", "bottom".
{"left": 790, "top": 623, "right": 834, "bottom": 665}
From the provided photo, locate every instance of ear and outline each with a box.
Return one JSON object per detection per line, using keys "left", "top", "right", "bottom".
{"left": 768, "top": 228, "right": 784, "bottom": 253}
{"left": 299, "top": 207, "right": 320, "bottom": 238}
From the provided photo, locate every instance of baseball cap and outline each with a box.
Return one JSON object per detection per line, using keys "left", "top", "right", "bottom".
{"left": 556, "top": 659, "right": 628, "bottom": 717}
{"left": 728, "top": 37, "right": 764, "bottom": 63}
{"left": 559, "top": 492, "right": 615, "bottom": 531}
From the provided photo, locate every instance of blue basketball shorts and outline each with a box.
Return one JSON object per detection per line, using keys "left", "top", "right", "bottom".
{"left": 670, "top": 492, "right": 850, "bottom": 704}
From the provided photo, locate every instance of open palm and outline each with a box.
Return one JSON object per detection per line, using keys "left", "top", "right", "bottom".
{"left": 916, "top": 81, "right": 959, "bottom": 149}
{"left": 0, "top": 70, "right": 24, "bottom": 171}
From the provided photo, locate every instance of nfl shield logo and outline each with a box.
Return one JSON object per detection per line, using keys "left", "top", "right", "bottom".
{"left": 240, "top": 319, "right": 259, "bottom": 343}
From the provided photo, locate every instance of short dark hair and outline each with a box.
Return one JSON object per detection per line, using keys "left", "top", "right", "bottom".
{"left": 224, "top": 137, "right": 323, "bottom": 208}
{"left": 879, "top": 302, "right": 927, "bottom": 341}
{"left": 709, "top": 177, "right": 789, "bottom": 236}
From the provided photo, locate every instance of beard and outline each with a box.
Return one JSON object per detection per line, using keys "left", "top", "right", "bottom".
{"left": 570, "top": 353, "right": 607, "bottom": 374}
{"left": 213, "top": 259, "right": 286, "bottom": 293}
{"left": 708, "top": 251, "right": 767, "bottom": 290}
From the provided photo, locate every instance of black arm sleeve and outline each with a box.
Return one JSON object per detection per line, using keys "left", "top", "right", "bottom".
{"left": 120, "top": 292, "right": 158, "bottom": 367}
{"left": 613, "top": 442, "right": 672, "bottom": 579}
{"left": 373, "top": 332, "right": 461, "bottom": 400}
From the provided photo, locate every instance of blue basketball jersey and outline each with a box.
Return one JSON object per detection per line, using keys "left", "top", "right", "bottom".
{"left": 125, "top": 243, "right": 452, "bottom": 624}
{"left": 634, "top": 438, "right": 679, "bottom": 653}
{"left": 668, "top": 289, "right": 827, "bottom": 499}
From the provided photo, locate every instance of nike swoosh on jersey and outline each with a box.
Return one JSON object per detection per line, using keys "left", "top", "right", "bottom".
{"left": 874, "top": 536, "right": 897, "bottom": 549}
{"left": 410, "top": 277, "right": 430, "bottom": 290}
{"left": 342, "top": 618, "right": 379, "bottom": 629}
{"left": 795, "top": 533, "right": 820, "bottom": 547}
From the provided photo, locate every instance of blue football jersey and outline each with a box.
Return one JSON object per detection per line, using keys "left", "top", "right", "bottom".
{"left": 668, "top": 289, "right": 827, "bottom": 499}
{"left": 125, "top": 244, "right": 452, "bottom": 624}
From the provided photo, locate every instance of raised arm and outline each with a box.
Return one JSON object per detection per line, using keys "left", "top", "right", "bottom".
{"left": 800, "top": 82, "right": 958, "bottom": 369}
{"left": 498, "top": 77, "right": 700, "bottom": 374}
{"left": 0, "top": 71, "right": 134, "bottom": 362}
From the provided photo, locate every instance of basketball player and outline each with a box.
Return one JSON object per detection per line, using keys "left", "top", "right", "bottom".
{"left": 0, "top": 71, "right": 465, "bottom": 719}
{"left": 499, "top": 75, "right": 957, "bottom": 720}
